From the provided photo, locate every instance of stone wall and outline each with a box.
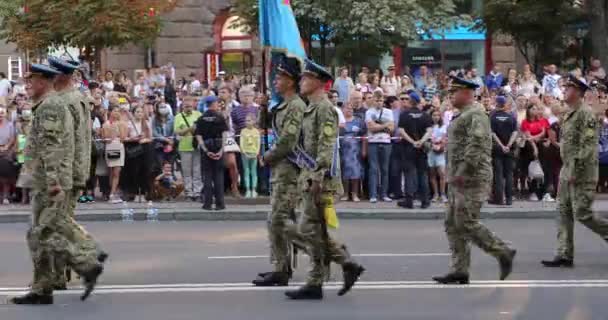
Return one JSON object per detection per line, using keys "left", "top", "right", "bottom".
{"left": 104, "top": 0, "right": 232, "bottom": 79}
{"left": 491, "top": 33, "right": 526, "bottom": 71}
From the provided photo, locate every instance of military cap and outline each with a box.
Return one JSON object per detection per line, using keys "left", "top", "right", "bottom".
{"left": 449, "top": 75, "right": 479, "bottom": 91}
{"left": 408, "top": 91, "right": 421, "bottom": 104}
{"left": 276, "top": 55, "right": 302, "bottom": 80}
{"left": 496, "top": 95, "right": 507, "bottom": 106}
{"left": 25, "top": 64, "right": 61, "bottom": 79}
{"left": 565, "top": 74, "right": 590, "bottom": 93}
{"left": 48, "top": 56, "right": 79, "bottom": 75}
{"left": 302, "top": 59, "right": 333, "bottom": 82}
{"left": 204, "top": 95, "right": 219, "bottom": 107}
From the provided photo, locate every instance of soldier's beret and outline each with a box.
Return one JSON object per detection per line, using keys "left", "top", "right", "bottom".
{"left": 276, "top": 55, "right": 302, "bottom": 80}
{"left": 496, "top": 95, "right": 507, "bottom": 106}
{"left": 449, "top": 75, "right": 480, "bottom": 91}
{"left": 565, "top": 74, "right": 590, "bottom": 93}
{"left": 25, "top": 64, "right": 61, "bottom": 79}
{"left": 302, "top": 59, "right": 333, "bottom": 82}
{"left": 48, "top": 56, "right": 80, "bottom": 75}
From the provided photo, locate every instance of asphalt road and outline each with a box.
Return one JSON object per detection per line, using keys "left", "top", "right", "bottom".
{"left": 1, "top": 220, "right": 608, "bottom": 319}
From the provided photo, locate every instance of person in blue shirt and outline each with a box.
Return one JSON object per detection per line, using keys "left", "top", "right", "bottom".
{"left": 486, "top": 65, "right": 504, "bottom": 92}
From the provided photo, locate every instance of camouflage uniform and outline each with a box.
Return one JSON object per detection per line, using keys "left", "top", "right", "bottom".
{"left": 445, "top": 104, "right": 512, "bottom": 274}
{"left": 263, "top": 95, "right": 306, "bottom": 273}
{"left": 26, "top": 93, "right": 100, "bottom": 295}
{"left": 52, "top": 88, "right": 94, "bottom": 286}
{"left": 557, "top": 101, "right": 608, "bottom": 259}
{"left": 285, "top": 97, "right": 351, "bottom": 286}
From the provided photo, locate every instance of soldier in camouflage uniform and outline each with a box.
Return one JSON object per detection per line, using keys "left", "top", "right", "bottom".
{"left": 542, "top": 75, "right": 608, "bottom": 268}
{"left": 433, "top": 76, "right": 516, "bottom": 285}
{"left": 253, "top": 56, "right": 305, "bottom": 287}
{"left": 284, "top": 60, "right": 364, "bottom": 300}
{"left": 47, "top": 56, "right": 107, "bottom": 290}
{"left": 10, "top": 64, "right": 103, "bottom": 305}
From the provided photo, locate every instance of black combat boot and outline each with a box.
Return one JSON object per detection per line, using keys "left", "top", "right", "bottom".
{"left": 252, "top": 272, "right": 290, "bottom": 287}
{"left": 541, "top": 257, "right": 574, "bottom": 268}
{"left": 432, "top": 272, "right": 470, "bottom": 284}
{"left": 338, "top": 262, "right": 365, "bottom": 296}
{"left": 397, "top": 197, "right": 414, "bottom": 209}
{"left": 80, "top": 264, "right": 104, "bottom": 301}
{"left": 98, "top": 251, "right": 109, "bottom": 264}
{"left": 53, "top": 283, "right": 68, "bottom": 291}
{"left": 285, "top": 284, "right": 323, "bottom": 300}
{"left": 10, "top": 292, "right": 53, "bottom": 305}
{"left": 499, "top": 249, "right": 517, "bottom": 280}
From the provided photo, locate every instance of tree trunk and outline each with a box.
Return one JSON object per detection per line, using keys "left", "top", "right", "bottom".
{"left": 588, "top": 0, "right": 608, "bottom": 67}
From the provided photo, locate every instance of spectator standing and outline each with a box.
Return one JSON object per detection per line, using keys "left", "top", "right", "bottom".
{"left": 174, "top": 96, "right": 202, "bottom": 200}
{"left": 102, "top": 71, "right": 115, "bottom": 92}
{"left": 396, "top": 91, "right": 432, "bottom": 209}
{"left": 133, "top": 75, "right": 148, "bottom": 99}
{"left": 124, "top": 106, "right": 153, "bottom": 202}
{"left": 401, "top": 75, "right": 415, "bottom": 93}
{"left": 518, "top": 66, "right": 541, "bottom": 98}
{"left": 355, "top": 72, "right": 370, "bottom": 93}
{"left": 239, "top": 114, "right": 260, "bottom": 198}
{"left": 340, "top": 102, "right": 366, "bottom": 202}
{"left": 333, "top": 67, "right": 355, "bottom": 103}
{"left": 365, "top": 90, "right": 394, "bottom": 203}
{"left": 520, "top": 104, "right": 551, "bottom": 201}
{"left": 490, "top": 96, "right": 518, "bottom": 205}
{"left": 350, "top": 91, "right": 366, "bottom": 120}
{"left": 486, "top": 65, "right": 504, "bottom": 92}
{"left": 388, "top": 95, "right": 405, "bottom": 199}
{"left": 15, "top": 109, "right": 32, "bottom": 204}
{"left": 468, "top": 68, "right": 485, "bottom": 96}
{"left": 587, "top": 58, "right": 606, "bottom": 82}
{"left": 218, "top": 86, "right": 242, "bottom": 197}
{"left": 414, "top": 65, "right": 433, "bottom": 93}
{"left": 103, "top": 105, "right": 128, "bottom": 204}
{"left": 0, "top": 108, "right": 15, "bottom": 204}
{"left": 381, "top": 66, "right": 401, "bottom": 97}
{"left": 543, "top": 103, "right": 563, "bottom": 200}
{"left": 152, "top": 103, "right": 175, "bottom": 170}
{"left": 428, "top": 110, "right": 448, "bottom": 203}
{"left": 189, "top": 72, "right": 201, "bottom": 94}
{"left": 195, "top": 96, "right": 228, "bottom": 210}
{"left": 542, "top": 64, "right": 562, "bottom": 99}
{"left": 0, "top": 73, "right": 12, "bottom": 102}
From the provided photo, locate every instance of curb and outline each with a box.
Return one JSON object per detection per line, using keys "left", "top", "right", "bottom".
{"left": 0, "top": 207, "right": 590, "bottom": 224}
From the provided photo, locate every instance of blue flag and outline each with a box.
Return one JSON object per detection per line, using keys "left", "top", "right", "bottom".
{"left": 259, "top": 0, "right": 306, "bottom": 109}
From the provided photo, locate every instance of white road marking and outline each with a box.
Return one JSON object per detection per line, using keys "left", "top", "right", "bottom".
{"left": 2, "top": 280, "right": 608, "bottom": 296}
{"left": 207, "top": 253, "right": 450, "bottom": 260}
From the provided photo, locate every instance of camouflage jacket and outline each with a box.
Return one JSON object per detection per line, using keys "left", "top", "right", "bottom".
{"left": 57, "top": 88, "right": 91, "bottom": 187}
{"left": 298, "top": 96, "right": 342, "bottom": 194}
{"left": 560, "top": 102, "right": 599, "bottom": 182}
{"left": 27, "top": 93, "right": 75, "bottom": 191}
{"left": 446, "top": 103, "right": 492, "bottom": 184}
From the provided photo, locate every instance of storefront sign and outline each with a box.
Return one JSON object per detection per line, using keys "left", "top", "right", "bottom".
{"left": 406, "top": 48, "right": 441, "bottom": 66}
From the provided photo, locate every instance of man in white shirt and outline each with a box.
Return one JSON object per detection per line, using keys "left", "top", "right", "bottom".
{"left": 189, "top": 72, "right": 201, "bottom": 94}
{"left": 365, "top": 91, "right": 394, "bottom": 203}
{"left": 542, "top": 64, "right": 562, "bottom": 99}
{"left": 0, "top": 73, "right": 12, "bottom": 99}
{"left": 381, "top": 65, "right": 401, "bottom": 96}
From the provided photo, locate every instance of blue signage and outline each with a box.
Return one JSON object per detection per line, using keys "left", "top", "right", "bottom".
{"left": 418, "top": 21, "right": 486, "bottom": 41}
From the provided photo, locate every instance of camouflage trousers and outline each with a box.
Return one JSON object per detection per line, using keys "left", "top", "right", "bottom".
{"left": 285, "top": 191, "right": 352, "bottom": 286}
{"left": 28, "top": 190, "right": 100, "bottom": 294}
{"left": 268, "top": 180, "right": 299, "bottom": 273}
{"left": 557, "top": 180, "right": 608, "bottom": 259}
{"left": 445, "top": 183, "right": 511, "bottom": 274}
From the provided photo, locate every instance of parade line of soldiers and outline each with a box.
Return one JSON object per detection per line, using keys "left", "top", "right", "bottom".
{"left": 8, "top": 54, "right": 608, "bottom": 305}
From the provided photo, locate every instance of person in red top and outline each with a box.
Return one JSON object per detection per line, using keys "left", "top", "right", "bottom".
{"left": 519, "top": 104, "right": 553, "bottom": 202}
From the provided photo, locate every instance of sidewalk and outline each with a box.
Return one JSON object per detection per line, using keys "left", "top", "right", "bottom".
{"left": 2, "top": 196, "right": 608, "bottom": 223}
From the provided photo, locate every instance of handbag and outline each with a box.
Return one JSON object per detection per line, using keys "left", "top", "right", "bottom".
{"left": 528, "top": 160, "right": 544, "bottom": 181}
{"left": 125, "top": 119, "right": 145, "bottom": 159}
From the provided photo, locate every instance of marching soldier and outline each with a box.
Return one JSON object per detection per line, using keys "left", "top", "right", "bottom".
{"left": 10, "top": 64, "right": 103, "bottom": 305}
{"left": 47, "top": 56, "right": 107, "bottom": 290}
{"left": 541, "top": 75, "right": 608, "bottom": 268}
{"left": 284, "top": 60, "right": 364, "bottom": 300}
{"left": 433, "top": 76, "right": 516, "bottom": 285}
{"left": 253, "top": 56, "right": 306, "bottom": 287}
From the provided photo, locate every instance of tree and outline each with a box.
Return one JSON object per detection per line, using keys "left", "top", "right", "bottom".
{"left": 232, "top": 0, "right": 468, "bottom": 66}
{"left": 586, "top": 0, "right": 608, "bottom": 68}
{"left": 0, "top": 0, "right": 178, "bottom": 70}
{"left": 481, "top": 0, "right": 586, "bottom": 73}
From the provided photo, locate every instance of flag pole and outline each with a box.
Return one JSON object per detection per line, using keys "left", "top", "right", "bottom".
{"left": 261, "top": 47, "right": 269, "bottom": 154}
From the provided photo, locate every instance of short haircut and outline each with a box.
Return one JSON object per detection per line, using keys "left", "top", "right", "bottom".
{"left": 218, "top": 85, "right": 233, "bottom": 93}
{"left": 372, "top": 90, "right": 384, "bottom": 99}
{"left": 239, "top": 87, "right": 254, "bottom": 97}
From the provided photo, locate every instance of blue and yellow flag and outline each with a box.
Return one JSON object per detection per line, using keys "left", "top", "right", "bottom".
{"left": 259, "top": 0, "right": 306, "bottom": 109}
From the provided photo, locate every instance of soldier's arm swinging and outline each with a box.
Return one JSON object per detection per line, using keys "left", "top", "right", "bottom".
{"left": 263, "top": 101, "right": 304, "bottom": 165}
{"left": 38, "top": 105, "right": 69, "bottom": 191}
{"left": 456, "top": 113, "right": 489, "bottom": 178}
{"left": 311, "top": 104, "right": 338, "bottom": 183}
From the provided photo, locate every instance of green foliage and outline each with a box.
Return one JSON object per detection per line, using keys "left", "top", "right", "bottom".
{"left": 0, "top": 0, "right": 178, "bottom": 51}
{"left": 232, "top": 0, "right": 468, "bottom": 65}
{"left": 480, "top": 0, "right": 586, "bottom": 70}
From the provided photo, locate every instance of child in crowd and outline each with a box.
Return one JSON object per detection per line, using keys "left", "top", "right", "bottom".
{"left": 152, "top": 162, "right": 184, "bottom": 201}
{"left": 239, "top": 114, "right": 260, "bottom": 198}
{"left": 15, "top": 110, "right": 32, "bottom": 204}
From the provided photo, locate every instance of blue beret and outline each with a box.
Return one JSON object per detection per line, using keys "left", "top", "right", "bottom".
{"left": 204, "top": 95, "right": 219, "bottom": 106}
{"left": 276, "top": 55, "right": 302, "bottom": 80}
{"left": 408, "top": 91, "right": 421, "bottom": 104}
{"left": 47, "top": 56, "right": 79, "bottom": 75}
{"left": 449, "top": 75, "right": 479, "bottom": 91}
{"left": 302, "top": 59, "right": 333, "bottom": 82}
{"left": 496, "top": 95, "right": 507, "bottom": 106}
{"left": 25, "top": 64, "right": 61, "bottom": 79}
{"left": 566, "top": 74, "right": 590, "bottom": 92}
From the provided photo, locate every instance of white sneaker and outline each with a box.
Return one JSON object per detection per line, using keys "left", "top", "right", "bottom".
{"left": 370, "top": 197, "right": 377, "bottom": 203}
{"left": 441, "top": 195, "right": 448, "bottom": 203}
{"left": 340, "top": 195, "right": 348, "bottom": 201}
{"left": 529, "top": 194, "right": 539, "bottom": 201}
{"left": 245, "top": 191, "right": 252, "bottom": 198}
{"left": 382, "top": 196, "right": 392, "bottom": 202}
{"left": 252, "top": 191, "right": 258, "bottom": 198}
{"left": 2, "top": 199, "right": 9, "bottom": 205}
{"left": 542, "top": 194, "right": 556, "bottom": 202}
{"left": 109, "top": 195, "right": 123, "bottom": 204}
